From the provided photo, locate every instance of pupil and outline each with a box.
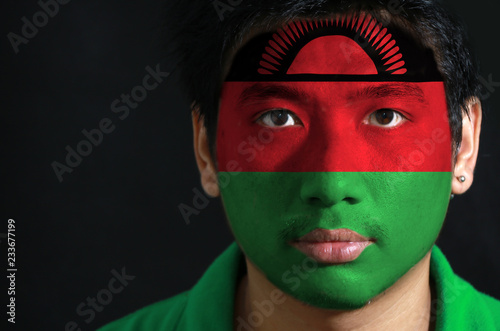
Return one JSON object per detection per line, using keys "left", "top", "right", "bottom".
{"left": 376, "top": 109, "right": 394, "bottom": 124}
{"left": 271, "top": 110, "right": 288, "bottom": 125}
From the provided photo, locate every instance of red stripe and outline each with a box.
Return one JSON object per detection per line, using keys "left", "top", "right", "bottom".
{"left": 217, "top": 81, "right": 452, "bottom": 172}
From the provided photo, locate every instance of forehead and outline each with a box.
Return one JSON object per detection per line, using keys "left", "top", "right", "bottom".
{"left": 224, "top": 14, "right": 442, "bottom": 83}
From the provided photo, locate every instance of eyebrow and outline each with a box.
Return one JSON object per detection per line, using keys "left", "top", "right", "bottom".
{"left": 237, "top": 83, "right": 310, "bottom": 105}
{"left": 236, "top": 82, "right": 427, "bottom": 106}
{"left": 350, "top": 83, "right": 427, "bottom": 104}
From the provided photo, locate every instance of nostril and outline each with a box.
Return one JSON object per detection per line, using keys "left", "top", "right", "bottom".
{"left": 343, "top": 197, "right": 358, "bottom": 204}
{"left": 307, "top": 196, "right": 323, "bottom": 205}
{"left": 306, "top": 195, "right": 358, "bottom": 207}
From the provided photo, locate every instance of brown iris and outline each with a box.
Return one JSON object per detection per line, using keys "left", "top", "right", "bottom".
{"left": 374, "top": 109, "right": 395, "bottom": 125}
{"left": 270, "top": 109, "right": 289, "bottom": 126}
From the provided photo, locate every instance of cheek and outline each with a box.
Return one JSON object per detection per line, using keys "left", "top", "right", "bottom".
{"left": 217, "top": 124, "right": 305, "bottom": 172}
{"left": 219, "top": 172, "right": 298, "bottom": 254}
{"left": 368, "top": 171, "right": 451, "bottom": 260}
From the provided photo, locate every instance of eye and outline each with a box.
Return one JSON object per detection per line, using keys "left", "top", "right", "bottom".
{"left": 367, "top": 109, "right": 406, "bottom": 128}
{"left": 256, "top": 109, "right": 302, "bottom": 127}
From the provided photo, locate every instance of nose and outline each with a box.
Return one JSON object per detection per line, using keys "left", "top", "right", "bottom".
{"left": 299, "top": 172, "right": 363, "bottom": 207}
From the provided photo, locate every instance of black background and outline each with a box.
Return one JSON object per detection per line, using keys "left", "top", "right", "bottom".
{"left": 1, "top": 0, "right": 499, "bottom": 330}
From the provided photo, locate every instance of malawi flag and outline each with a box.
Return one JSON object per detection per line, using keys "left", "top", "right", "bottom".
{"left": 215, "top": 15, "right": 452, "bottom": 308}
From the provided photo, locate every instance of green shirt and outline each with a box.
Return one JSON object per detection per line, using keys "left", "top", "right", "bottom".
{"left": 98, "top": 243, "right": 500, "bottom": 330}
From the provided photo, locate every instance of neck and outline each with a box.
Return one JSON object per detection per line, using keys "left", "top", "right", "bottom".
{"left": 234, "top": 251, "right": 435, "bottom": 331}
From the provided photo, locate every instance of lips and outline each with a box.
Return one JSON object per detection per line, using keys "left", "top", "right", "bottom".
{"left": 290, "top": 228, "right": 374, "bottom": 264}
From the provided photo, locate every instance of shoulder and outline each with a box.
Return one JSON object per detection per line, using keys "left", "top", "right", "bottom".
{"left": 97, "top": 242, "right": 243, "bottom": 331}
{"left": 449, "top": 277, "right": 500, "bottom": 329}
{"left": 431, "top": 246, "right": 500, "bottom": 329}
{"left": 460, "top": 283, "right": 500, "bottom": 329}
{"left": 96, "top": 291, "right": 189, "bottom": 331}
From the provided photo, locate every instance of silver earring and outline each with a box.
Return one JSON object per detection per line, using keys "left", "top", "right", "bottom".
{"left": 459, "top": 176, "right": 466, "bottom": 183}
{"left": 450, "top": 194, "right": 455, "bottom": 199}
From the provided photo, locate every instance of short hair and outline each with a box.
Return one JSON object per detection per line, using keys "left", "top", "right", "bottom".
{"left": 161, "top": 0, "right": 481, "bottom": 159}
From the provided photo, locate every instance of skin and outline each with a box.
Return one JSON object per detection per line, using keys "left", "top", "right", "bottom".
{"left": 235, "top": 251, "right": 435, "bottom": 330}
{"left": 216, "top": 80, "right": 452, "bottom": 310}
{"left": 193, "top": 101, "right": 481, "bottom": 331}
{"left": 192, "top": 23, "right": 482, "bottom": 331}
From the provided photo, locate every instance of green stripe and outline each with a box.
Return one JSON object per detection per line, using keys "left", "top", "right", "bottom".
{"left": 218, "top": 171, "right": 452, "bottom": 309}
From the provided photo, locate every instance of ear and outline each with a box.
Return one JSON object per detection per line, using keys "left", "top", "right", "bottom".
{"left": 452, "top": 98, "right": 482, "bottom": 195}
{"left": 192, "top": 109, "right": 220, "bottom": 197}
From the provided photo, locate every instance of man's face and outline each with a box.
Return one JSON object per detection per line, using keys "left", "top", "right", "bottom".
{"left": 216, "top": 16, "right": 452, "bottom": 309}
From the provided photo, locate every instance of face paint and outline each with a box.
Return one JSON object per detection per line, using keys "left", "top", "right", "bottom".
{"left": 217, "top": 14, "right": 452, "bottom": 309}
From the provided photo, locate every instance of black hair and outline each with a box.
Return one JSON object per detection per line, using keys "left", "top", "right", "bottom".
{"left": 161, "top": 0, "right": 481, "bottom": 159}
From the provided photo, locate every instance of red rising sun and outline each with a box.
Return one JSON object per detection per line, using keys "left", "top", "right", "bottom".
{"left": 287, "top": 35, "right": 378, "bottom": 75}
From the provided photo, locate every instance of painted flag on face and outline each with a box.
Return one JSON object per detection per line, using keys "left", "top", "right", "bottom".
{"left": 216, "top": 14, "right": 453, "bottom": 310}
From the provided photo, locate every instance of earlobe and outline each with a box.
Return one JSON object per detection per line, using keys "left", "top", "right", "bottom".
{"left": 451, "top": 98, "right": 482, "bottom": 195}
{"left": 192, "top": 109, "right": 220, "bottom": 197}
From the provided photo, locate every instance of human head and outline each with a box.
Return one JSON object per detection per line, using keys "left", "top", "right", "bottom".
{"left": 164, "top": 0, "right": 482, "bottom": 310}
{"left": 162, "top": 0, "right": 482, "bottom": 157}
